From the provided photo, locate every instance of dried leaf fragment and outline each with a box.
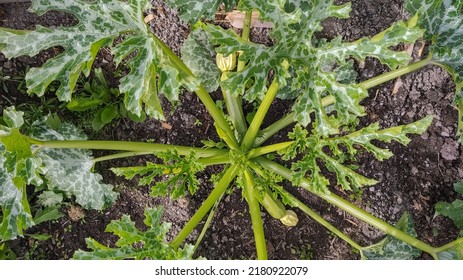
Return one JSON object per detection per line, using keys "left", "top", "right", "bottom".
{"left": 224, "top": 11, "right": 273, "bottom": 29}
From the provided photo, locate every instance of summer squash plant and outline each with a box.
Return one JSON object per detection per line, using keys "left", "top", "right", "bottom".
{"left": 1, "top": 0, "right": 463, "bottom": 259}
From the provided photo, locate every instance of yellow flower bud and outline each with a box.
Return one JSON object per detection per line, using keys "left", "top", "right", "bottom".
{"left": 280, "top": 210, "right": 298, "bottom": 227}
{"left": 216, "top": 52, "right": 237, "bottom": 72}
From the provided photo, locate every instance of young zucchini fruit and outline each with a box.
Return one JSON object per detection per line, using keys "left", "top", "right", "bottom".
{"left": 259, "top": 188, "right": 298, "bottom": 227}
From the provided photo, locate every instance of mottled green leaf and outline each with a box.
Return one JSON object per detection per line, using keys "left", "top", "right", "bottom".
{"left": 406, "top": 0, "right": 463, "bottom": 139}
{"left": 0, "top": 155, "right": 34, "bottom": 241}
{"left": 1, "top": 128, "right": 44, "bottom": 187}
{"left": 181, "top": 28, "right": 221, "bottom": 92}
{"left": 0, "top": 107, "right": 41, "bottom": 241}
{"left": 435, "top": 181, "right": 463, "bottom": 229}
{"left": 291, "top": 152, "right": 331, "bottom": 193}
{"left": 73, "top": 206, "right": 196, "bottom": 260}
{"left": 0, "top": 0, "right": 196, "bottom": 120}
{"left": 0, "top": 107, "right": 118, "bottom": 240}
{"left": 206, "top": 24, "right": 288, "bottom": 101}
{"left": 112, "top": 35, "right": 166, "bottom": 119}
{"left": 292, "top": 19, "right": 420, "bottom": 132}
{"left": 111, "top": 150, "right": 204, "bottom": 199}
{"left": 207, "top": 0, "right": 421, "bottom": 134}
{"left": 436, "top": 238, "right": 463, "bottom": 260}
{"left": 1, "top": 107, "right": 24, "bottom": 130}
{"left": 165, "top": 0, "right": 238, "bottom": 22}
{"left": 362, "top": 212, "right": 422, "bottom": 260}
{"left": 37, "top": 191, "right": 64, "bottom": 207}
{"left": 406, "top": 0, "right": 463, "bottom": 83}
{"left": 29, "top": 117, "right": 118, "bottom": 210}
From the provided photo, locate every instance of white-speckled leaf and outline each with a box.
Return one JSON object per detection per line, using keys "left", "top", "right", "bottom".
{"left": 0, "top": 0, "right": 190, "bottom": 119}
{"left": 29, "top": 118, "right": 118, "bottom": 210}
{"left": 0, "top": 108, "right": 44, "bottom": 187}
{"left": 165, "top": 0, "right": 238, "bottom": 22}
{"left": 0, "top": 150, "right": 35, "bottom": 241}
{"left": 2, "top": 108, "right": 24, "bottom": 130}
{"left": 361, "top": 212, "right": 422, "bottom": 260}
{"left": 112, "top": 35, "right": 165, "bottom": 119}
{"left": 406, "top": 0, "right": 463, "bottom": 83}
{"left": 37, "top": 191, "right": 64, "bottom": 207}
{"left": 436, "top": 237, "right": 463, "bottom": 260}
{"left": 206, "top": 24, "right": 289, "bottom": 101}
{"left": 0, "top": 108, "right": 42, "bottom": 240}
{"left": 73, "top": 206, "right": 196, "bottom": 259}
{"left": 181, "top": 28, "right": 221, "bottom": 92}
{"left": 327, "top": 116, "right": 433, "bottom": 161}
{"left": 406, "top": 0, "right": 463, "bottom": 140}
{"left": 207, "top": 0, "right": 421, "bottom": 135}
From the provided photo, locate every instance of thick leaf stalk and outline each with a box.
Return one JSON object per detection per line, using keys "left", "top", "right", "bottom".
{"left": 170, "top": 165, "right": 239, "bottom": 250}
{"left": 255, "top": 157, "right": 439, "bottom": 258}
{"left": 243, "top": 169, "right": 268, "bottom": 260}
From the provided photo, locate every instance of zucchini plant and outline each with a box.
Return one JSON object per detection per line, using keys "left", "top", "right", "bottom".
{"left": 1, "top": 0, "right": 463, "bottom": 259}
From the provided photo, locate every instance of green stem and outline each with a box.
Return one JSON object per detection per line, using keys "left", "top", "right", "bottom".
{"left": 221, "top": 10, "right": 253, "bottom": 141}
{"left": 221, "top": 73, "right": 247, "bottom": 141}
{"left": 248, "top": 141, "right": 294, "bottom": 158}
{"left": 241, "top": 79, "right": 280, "bottom": 151}
{"left": 243, "top": 169, "right": 268, "bottom": 260}
{"left": 197, "top": 154, "right": 232, "bottom": 166}
{"left": 33, "top": 139, "right": 225, "bottom": 158}
{"left": 254, "top": 95, "right": 335, "bottom": 147}
{"left": 358, "top": 55, "right": 432, "bottom": 90}
{"left": 92, "top": 152, "right": 231, "bottom": 168}
{"left": 149, "top": 33, "right": 238, "bottom": 148}
{"left": 170, "top": 165, "right": 239, "bottom": 249}
{"left": 434, "top": 237, "right": 463, "bottom": 257}
{"left": 237, "top": 11, "right": 253, "bottom": 71}
{"left": 277, "top": 188, "right": 363, "bottom": 252}
{"left": 254, "top": 57, "right": 433, "bottom": 146}
{"left": 193, "top": 194, "right": 224, "bottom": 253}
{"left": 254, "top": 157, "right": 437, "bottom": 257}
{"left": 321, "top": 193, "right": 437, "bottom": 258}
{"left": 92, "top": 151, "right": 155, "bottom": 163}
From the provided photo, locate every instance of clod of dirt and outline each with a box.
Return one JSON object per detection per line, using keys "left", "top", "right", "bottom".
{"left": 440, "top": 139, "right": 459, "bottom": 161}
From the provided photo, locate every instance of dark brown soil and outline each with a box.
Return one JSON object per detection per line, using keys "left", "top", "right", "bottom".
{"left": 1, "top": 0, "right": 461, "bottom": 260}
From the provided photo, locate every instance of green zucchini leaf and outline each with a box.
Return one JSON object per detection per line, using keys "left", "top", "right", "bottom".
{"left": 165, "top": 0, "right": 238, "bottom": 23}
{"left": 29, "top": 117, "right": 119, "bottom": 210}
{"left": 436, "top": 237, "right": 463, "bottom": 260}
{"left": 0, "top": 0, "right": 198, "bottom": 120}
{"left": 435, "top": 181, "right": 463, "bottom": 229}
{"left": 0, "top": 108, "right": 38, "bottom": 241}
{"left": 406, "top": 0, "right": 463, "bottom": 140}
{"left": 111, "top": 150, "right": 204, "bottom": 199}
{"left": 286, "top": 116, "right": 432, "bottom": 193}
{"left": 361, "top": 212, "right": 422, "bottom": 260}
{"left": 207, "top": 0, "right": 421, "bottom": 135}
{"left": 73, "top": 206, "right": 196, "bottom": 260}
{"left": 37, "top": 191, "right": 64, "bottom": 207}
{"left": 0, "top": 154, "right": 34, "bottom": 241}
{"left": 181, "top": 28, "right": 221, "bottom": 92}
